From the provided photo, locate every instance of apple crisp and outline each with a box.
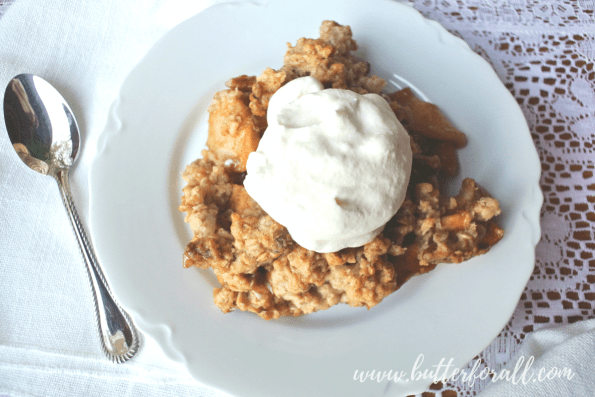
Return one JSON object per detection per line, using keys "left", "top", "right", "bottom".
{"left": 179, "top": 21, "right": 504, "bottom": 320}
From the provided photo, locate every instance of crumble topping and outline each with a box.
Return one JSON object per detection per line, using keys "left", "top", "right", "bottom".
{"left": 179, "top": 21, "right": 504, "bottom": 320}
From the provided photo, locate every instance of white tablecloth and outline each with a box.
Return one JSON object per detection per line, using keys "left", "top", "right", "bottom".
{"left": 0, "top": 1, "right": 229, "bottom": 396}
{"left": 1, "top": 0, "right": 594, "bottom": 396}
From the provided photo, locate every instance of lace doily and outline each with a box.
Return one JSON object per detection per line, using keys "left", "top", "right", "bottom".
{"left": 407, "top": 0, "right": 595, "bottom": 396}
{"left": 0, "top": 0, "right": 592, "bottom": 396}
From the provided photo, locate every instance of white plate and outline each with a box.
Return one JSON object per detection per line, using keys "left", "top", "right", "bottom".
{"left": 89, "top": 0, "right": 542, "bottom": 396}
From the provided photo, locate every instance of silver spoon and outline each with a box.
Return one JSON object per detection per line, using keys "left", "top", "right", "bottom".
{"left": 3, "top": 74, "right": 140, "bottom": 363}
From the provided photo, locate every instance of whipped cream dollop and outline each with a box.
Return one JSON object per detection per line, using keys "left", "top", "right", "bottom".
{"left": 244, "top": 76, "right": 412, "bottom": 253}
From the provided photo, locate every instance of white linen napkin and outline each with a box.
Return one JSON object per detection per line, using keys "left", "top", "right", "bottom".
{"left": 2, "top": 1, "right": 595, "bottom": 397}
{"left": 478, "top": 318, "right": 595, "bottom": 397}
{"left": 0, "top": 0, "right": 230, "bottom": 396}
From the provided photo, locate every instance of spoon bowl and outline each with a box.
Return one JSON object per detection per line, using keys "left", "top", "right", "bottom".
{"left": 4, "top": 74, "right": 79, "bottom": 175}
{"left": 3, "top": 74, "right": 139, "bottom": 363}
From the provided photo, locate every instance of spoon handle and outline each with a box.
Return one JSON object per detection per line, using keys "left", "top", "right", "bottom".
{"left": 55, "top": 169, "right": 140, "bottom": 363}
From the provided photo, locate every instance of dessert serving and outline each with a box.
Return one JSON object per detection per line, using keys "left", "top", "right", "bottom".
{"left": 179, "top": 21, "right": 504, "bottom": 320}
